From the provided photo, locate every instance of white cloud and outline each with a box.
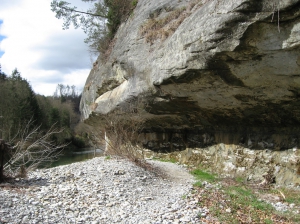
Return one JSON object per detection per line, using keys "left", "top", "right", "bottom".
{"left": 0, "top": 0, "right": 95, "bottom": 96}
{"left": 33, "top": 69, "right": 90, "bottom": 96}
{"left": 33, "top": 32, "right": 91, "bottom": 72}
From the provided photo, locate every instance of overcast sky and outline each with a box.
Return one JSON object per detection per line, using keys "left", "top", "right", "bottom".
{"left": 0, "top": 0, "right": 96, "bottom": 96}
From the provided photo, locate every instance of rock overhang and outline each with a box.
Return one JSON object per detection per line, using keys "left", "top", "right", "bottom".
{"left": 80, "top": 0, "right": 300, "bottom": 151}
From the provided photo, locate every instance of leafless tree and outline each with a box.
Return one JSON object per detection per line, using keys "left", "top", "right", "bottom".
{"left": 4, "top": 119, "right": 68, "bottom": 177}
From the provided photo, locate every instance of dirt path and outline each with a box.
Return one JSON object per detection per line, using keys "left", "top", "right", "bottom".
{"left": 147, "top": 160, "right": 195, "bottom": 184}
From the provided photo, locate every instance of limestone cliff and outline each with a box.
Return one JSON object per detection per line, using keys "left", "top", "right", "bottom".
{"left": 80, "top": 0, "right": 300, "bottom": 151}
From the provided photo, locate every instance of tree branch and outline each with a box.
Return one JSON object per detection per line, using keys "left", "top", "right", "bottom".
{"left": 61, "top": 6, "right": 107, "bottom": 18}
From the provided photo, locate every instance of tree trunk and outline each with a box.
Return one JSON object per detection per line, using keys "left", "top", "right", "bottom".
{"left": 0, "top": 139, "right": 5, "bottom": 182}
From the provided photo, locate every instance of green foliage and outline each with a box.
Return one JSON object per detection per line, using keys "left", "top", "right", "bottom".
{"left": 0, "top": 66, "right": 82, "bottom": 147}
{"left": 191, "top": 168, "right": 217, "bottom": 187}
{"left": 191, "top": 169, "right": 216, "bottom": 182}
{"left": 235, "top": 176, "right": 245, "bottom": 183}
{"left": 225, "top": 186, "right": 273, "bottom": 211}
{"left": 0, "top": 68, "right": 41, "bottom": 140}
{"left": 132, "top": 0, "right": 138, "bottom": 7}
{"left": 193, "top": 181, "right": 203, "bottom": 188}
{"left": 50, "top": 108, "right": 60, "bottom": 126}
{"left": 265, "top": 219, "right": 273, "bottom": 224}
{"left": 271, "top": 188, "right": 300, "bottom": 205}
{"left": 191, "top": 168, "right": 300, "bottom": 223}
{"left": 36, "top": 90, "right": 82, "bottom": 146}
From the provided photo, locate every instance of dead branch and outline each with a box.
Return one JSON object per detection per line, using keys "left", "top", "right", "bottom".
{"left": 3, "top": 119, "right": 68, "bottom": 177}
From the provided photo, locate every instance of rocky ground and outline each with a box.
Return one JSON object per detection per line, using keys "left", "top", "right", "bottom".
{"left": 0, "top": 157, "right": 211, "bottom": 224}
{"left": 1, "top": 156, "right": 300, "bottom": 224}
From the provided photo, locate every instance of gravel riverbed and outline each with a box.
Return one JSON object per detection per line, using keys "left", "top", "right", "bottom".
{"left": 0, "top": 157, "right": 210, "bottom": 224}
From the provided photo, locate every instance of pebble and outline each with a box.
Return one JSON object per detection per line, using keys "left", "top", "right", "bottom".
{"left": 226, "top": 208, "right": 232, "bottom": 213}
{"left": 271, "top": 201, "right": 290, "bottom": 212}
{"left": 0, "top": 157, "right": 206, "bottom": 223}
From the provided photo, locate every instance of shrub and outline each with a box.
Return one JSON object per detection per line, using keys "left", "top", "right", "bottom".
{"left": 140, "top": 7, "right": 188, "bottom": 44}
{"left": 140, "top": 0, "right": 201, "bottom": 44}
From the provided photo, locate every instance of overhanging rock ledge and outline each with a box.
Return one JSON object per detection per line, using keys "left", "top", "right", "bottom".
{"left": 80, "top": 0, "right": 300, "bottom": 151}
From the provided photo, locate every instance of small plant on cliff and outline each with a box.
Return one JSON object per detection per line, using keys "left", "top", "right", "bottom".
{"left": 140, "top": 7, "right": 187, "bottom": 44}
{"left": 132, "top": 0, "right": 138, "bottom": 8}
{"left": 139, "top": 0, "right": 201, "bottom": 44}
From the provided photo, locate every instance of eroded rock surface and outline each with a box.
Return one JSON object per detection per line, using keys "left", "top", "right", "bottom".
{"left": 80, "top": 0, "right": 300, "bottom": 150}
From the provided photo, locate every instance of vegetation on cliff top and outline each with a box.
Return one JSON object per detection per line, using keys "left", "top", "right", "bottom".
{"left": 51, "top": 0, "right": 138, "bottom": 58}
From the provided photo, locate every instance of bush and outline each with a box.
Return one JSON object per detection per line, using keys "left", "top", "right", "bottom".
{"left": 103, "top": 110, "right": 144, "bottom": 158}
{"left": 132, "top": 0, "right": 138, "bottom": 7}
{"left": 91, "top": 101, "right": 150, "bottom": 169}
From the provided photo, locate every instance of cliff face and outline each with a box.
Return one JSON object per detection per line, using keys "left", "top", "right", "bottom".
{"left": 80, "top": 0, "right": 300, "bottom": 151}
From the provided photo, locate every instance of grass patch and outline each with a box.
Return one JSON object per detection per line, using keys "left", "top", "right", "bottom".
{"left": 225, "top": 186, "right": 273, "bottom": 211}
{"left": 191, "top": 169, "right": 216, "bottom": 182}
{"left": 191, "top": 169, "right": 217, "bottom": 187}
{"left": 217, "top": 185, "right": 286, "bottom": 223}
{"left": 275, "top": 188, "right": 300, "bottom": 204}
{"left": 190, "top": 170, "right": 299, "bottom": 223}
{"left": 235, "top": 176, "right": 244, "bottom": 184}
{"left": 197, "top": 185, "right": 284, "bottom": 223}
{"left": 266, "top": 188, "right": 300, "bottom": 222}
{"left": 265, "top": 219, "right": 273, "bottom": 224}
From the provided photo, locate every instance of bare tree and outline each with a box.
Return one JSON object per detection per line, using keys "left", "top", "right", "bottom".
{"left": 99, "top": 99, "right": 146, "bottom": 160}
{"left": 4, "top": 119, "right": 68, "bottom": 177}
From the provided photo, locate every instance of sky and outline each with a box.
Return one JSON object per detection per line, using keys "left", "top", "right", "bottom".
{"left": 0, "top": 0, "right": 97, "bottom": 96}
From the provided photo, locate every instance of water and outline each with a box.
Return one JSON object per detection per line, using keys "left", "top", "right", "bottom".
{"left": 46, "top": 148, "right": 104, "bottom": 168}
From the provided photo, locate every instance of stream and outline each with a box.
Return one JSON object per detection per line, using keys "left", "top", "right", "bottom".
{"left": 46, "top": 148, "right": 104, "bottom": 168}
